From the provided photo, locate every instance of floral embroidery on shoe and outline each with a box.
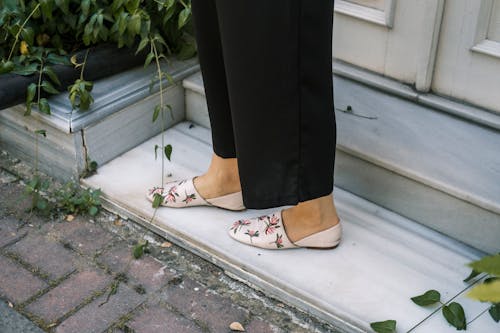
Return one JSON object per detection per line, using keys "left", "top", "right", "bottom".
{"left": 182, "top": 190, "right": 196, "bottom": 204}
{"left": 263, "top": 214, "right": 281, "bottom": 235}
{"left": 148, "top": 186, "right": 164, "bottom": 196}
{"left": 245, "top": 229, "right": 260, "bottom": 243}
{"left": 230, "top": 219, "right": 251, "bottom": 234}
{"left": 163, "top": 185, "right": 180, "bottom": 203}
{"left": 271, "top": 234, "right": 284, "bottom": 249}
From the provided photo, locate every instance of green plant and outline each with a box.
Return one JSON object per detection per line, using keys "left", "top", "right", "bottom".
{"left": 54, "top": 181, "right": 102, "bottom": 216}
{"left": 1, "top": 0, "right": 195, "bottom": 112}
{"left": 466, "top": 253, "right": 500, "bottom": 322}
{"left": 22, "top": 174, "right": 101, "bottom": 219}
{"left": 370, "top": 253, "right": 500, "bottom": 332}
{"left": 23, "top": 174, "right": 51, "bottom": 215}
{"left": 68, "top": 48, "right": 94, "bottom": 111}
{"left": 2, "top": 1, "right": 194, "bottom": 223}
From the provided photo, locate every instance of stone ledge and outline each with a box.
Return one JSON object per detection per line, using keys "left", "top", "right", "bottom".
{"left": 0, "top": 56, "right": 200, "bottom": 181}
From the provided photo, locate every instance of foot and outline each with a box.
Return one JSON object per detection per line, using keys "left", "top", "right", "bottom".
{"left": 281, "top": 193, "right": 340, "bottom": 243}
{"left": 227, "top": 192, "right": 341, "bottom": 249}
{"left": 193, "top": 152, "right": 242, "bottom": 199}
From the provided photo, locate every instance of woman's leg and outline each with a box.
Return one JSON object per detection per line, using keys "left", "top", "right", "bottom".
{"left": 190, "top": 0, "right": 242, "bottom": 199}
{"left": 214, "top": 0, "right": 340, "bottom": 240}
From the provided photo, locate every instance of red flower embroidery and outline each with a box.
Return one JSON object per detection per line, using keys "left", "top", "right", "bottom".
{"left": 270, "top": 214, "right": 280, "bottom": 225}
{"left": 148, "top": 186, "right": 164, "bottom": 196}
{"left": 264, "top": 214, "right": 281, "bottom": 235}
{"left": 230, "top": 219, "right": 251, "bottom": 234}
{"left": 245, "top": 229, "right": 260, "bottom": 243}
{"left": 182, "top": 191, "right": 196, "bottom": 204}
{"left": 273, "top": 234, "right": 284, "bottom": 248}
{"left": 163, "top": 185, "right": 179, "bottom": 203}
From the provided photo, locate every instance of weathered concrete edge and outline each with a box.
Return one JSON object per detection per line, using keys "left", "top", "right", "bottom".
{"left": 332, "top": 59, "right": 500, "bottom": 131}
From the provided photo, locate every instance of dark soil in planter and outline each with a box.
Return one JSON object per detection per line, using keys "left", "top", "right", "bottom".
{"left": 0, "top": 42, "right": 150, "bottom": 111}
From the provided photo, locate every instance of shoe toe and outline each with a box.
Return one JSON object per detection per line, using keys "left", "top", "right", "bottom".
{"left": 228, "top": 210, "right": 297, "bottom": 249}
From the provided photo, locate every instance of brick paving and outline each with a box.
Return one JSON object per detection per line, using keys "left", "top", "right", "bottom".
{"left": 0, "top": 150, "right": 338, "bottom": 333}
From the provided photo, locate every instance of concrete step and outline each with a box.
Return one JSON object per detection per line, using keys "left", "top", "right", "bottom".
{"left": 81, "top": 121, "right": 497, "bottom": 333}
{"left": 0, "top": 57, "right": 199, "bottom": 181}
{"left": 182, "top": 68, "right": 500, "bottom": 255}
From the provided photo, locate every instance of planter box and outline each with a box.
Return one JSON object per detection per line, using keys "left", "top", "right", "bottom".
{"left": 0, "top": 50, "right": 200, "bottom": 181}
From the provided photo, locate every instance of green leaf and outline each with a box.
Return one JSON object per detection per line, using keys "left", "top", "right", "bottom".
{"left": 26, "top": 83, "right": 37, "bottom": 104}
{"left": 89, "top": 160, "right": 98, "bottom": 171}
{"left": 135, "top": 37, "right": 149, "bottom": 55}
{"left": 152, "top": 104, "right": 160, "bottom": 122}
{"left": 81, "top": 0, "right": 91, "bottom": 16}
{"left": 21, "top": 26, "right": 35, "bottom": 45}
{"left": 164, "top": 144, "right": 172, "bottom": 161}
{"left": 46, "top": 53, "right": 71, "bottom": 65}
{"left": 178, "top": 7, "right": 191, "bottom": 29}
{"left": 144, "top": 52, "right": 154, "bottom": 68}
{"left": 463, "top": 269, "right": 481, "bottom": 283}
{"left": 154, "top": 144, "right": 159, "bottom": 160}
{"left": 442, "top": 302, "right": 466, "bottom": 330}
{"left": 133, "top": 240, "right": 149, "bottom": 259}
{"left": 0, "top": 60, "right": 15, "bottom": 74}
{"left": 38, "top": 98, "right": 51, "bottom": 114}
{"left": 36, "top": 198, "right": 48, "bottom": 211}
{"left": 467, "top": 253, "right": 500, "bottom": 276}
{"left": 152, "top": 193, "right": 162, "bottom": 208}
{"left": 466, "top": 280, "right": 500, "bottom": 302}
{"left": 410, "top": 289, "right": 441, "bottom": 306}
{"left": 128, "top": 13, "right": 141, "bottom": 35}
{"left": 12, "top": 63, "right": 38, "bottom": 75}
{"left": 40, "top": 0, "right": 54, "bottom": 20}
{"left": 369, "top": 320, "right": 396, "bottom": 333}
{"left": 125, "top": 0, "right": 140, "bottom": 13}
{"left": 35, "top": 129, "right": 47, "bottom": 137}
{"left": 490, "top": 303, "right": 500, "bottom": 322}
{"left": 41, "top": 81, "right": 60, "bottom": 94}
{"left": 88, "top": 205, "right": 98, "bottom": 216}
{"left": 43, "top": 66, "right": 62, "bottom": 86}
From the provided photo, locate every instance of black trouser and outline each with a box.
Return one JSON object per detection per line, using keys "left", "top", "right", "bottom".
{"left": 190, "top": 0, "right": 336, "bottom": 209}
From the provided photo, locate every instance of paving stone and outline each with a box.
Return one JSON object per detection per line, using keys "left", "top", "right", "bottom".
{"left": 0, "top": 216, "right": 27, "bottom": 248}
{"left": 0, "top": 256, "right": 48, "bottom": 304}
{"left": 0, "top": 300, "right": 44, "bottom": 333}
{"left": 25, "top": 269, "right": 112, "bottom": 323}
{"left": 245, "top": 318, "right": 281, "bottom": 333}
{"left": 126, "top": 306, "right": 203, "bottom": 333}
{"left": 55, "top": 283, "right": 145, "bottom": 333}
{"left": 161, "top": 278, "right": 249, "bottom": 333}
{"left": 52, "top": 218, "right": 114, "bottom": 256}
{"left": 0, "top": 183, "right": 32, "bottom": 216}
{"left": 7, "top": 233, "right": 78, "bottom": 280}
{"left": 99, "top": 243, "right": 175, "bottom": 292}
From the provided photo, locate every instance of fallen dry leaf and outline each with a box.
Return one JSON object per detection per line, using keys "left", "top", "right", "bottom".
{"left": 229, "top": 322, "right": 245, "bottom": 331}
{"left": 113, "top": 219, "right": 123, "bottom": 226}
{"left": 66, "top": 215, "right": 75, "bottom": 222}
{"left": 160, "top": 241, "right": 172, "bottom": 248}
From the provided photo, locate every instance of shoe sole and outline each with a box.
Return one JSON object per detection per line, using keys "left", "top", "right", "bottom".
{"left": 304, "top": 239, "right": 341, "bottom": 250}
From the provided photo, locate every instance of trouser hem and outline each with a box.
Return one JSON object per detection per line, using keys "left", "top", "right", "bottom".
{"left": 243, "top": 185, "right": 334, "bottom": 210}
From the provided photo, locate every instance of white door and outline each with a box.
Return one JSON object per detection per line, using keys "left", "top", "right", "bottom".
{"left": 333, "top": 0, "right": 444, "bottom": 91}
{"left": 432, "top": 0, "right": 500, "bottom": 114}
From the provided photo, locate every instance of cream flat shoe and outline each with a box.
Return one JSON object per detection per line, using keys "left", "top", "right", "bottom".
{"left": 146, "top": 176, "right": 246, "bottom": 211}
{"left": 228, "top": 210, "right": 342, "bottom": 250}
